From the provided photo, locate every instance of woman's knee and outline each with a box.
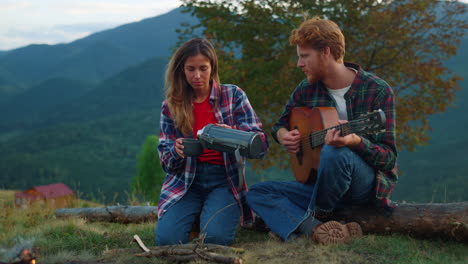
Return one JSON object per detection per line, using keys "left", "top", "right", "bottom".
{"left": 202, "top": 225, "right": 236, "bottom": 245}
{"left": 203, "top": 231, "right": 235, "bottom": 245}
{"left": 155, "top": 221, "right": 190, "bottom": 245}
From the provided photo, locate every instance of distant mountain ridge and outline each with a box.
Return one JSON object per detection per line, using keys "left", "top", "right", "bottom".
{"left": 0, "top": 57, "right": 166, "bottom": 132}
{"left": 0, "top": 8, "right": 195, "bottom": 97}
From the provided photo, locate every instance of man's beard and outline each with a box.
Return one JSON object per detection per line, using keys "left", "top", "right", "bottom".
{"left": 306, "top": 60, "right": 326, "bottom": 84}
{"left": 307, "top": 68, "right": 325, "bottom": 84}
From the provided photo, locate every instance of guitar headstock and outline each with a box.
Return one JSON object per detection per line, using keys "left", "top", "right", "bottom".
{"left": 347, "top": 109, "right": 386, "bottom": 136}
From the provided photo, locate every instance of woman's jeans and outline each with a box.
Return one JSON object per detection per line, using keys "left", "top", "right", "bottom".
{"left": 246, "top": 145, "right": 375, "bottom": 241}
{"left": 155, "top": 162, "right": 240, "bottom": 245}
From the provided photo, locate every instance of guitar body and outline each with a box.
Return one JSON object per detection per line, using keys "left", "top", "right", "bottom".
{"left": 289, "top": 107, "right": 339, "bottom": 183}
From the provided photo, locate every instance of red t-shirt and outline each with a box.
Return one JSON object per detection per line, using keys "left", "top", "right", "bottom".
{"left": 193, "top": 96, "right": 224, "bottom": 164}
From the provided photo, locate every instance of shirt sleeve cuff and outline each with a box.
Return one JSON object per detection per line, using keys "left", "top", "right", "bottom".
{"left": 353, "top": 136, "right": 368, "bottom": 153}
{"left": 170, "top": 145, "right": 184, "bottom": 164}
{"left": 271, "top": 126, "right": 281, "bottom": 143}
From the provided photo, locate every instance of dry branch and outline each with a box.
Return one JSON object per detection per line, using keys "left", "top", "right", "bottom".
{"left": 132, "top": 235, "right": 243, "bottom": 264}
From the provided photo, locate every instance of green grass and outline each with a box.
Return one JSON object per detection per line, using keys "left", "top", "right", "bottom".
{"left": 1, "top": 190, "right": 467, "bottom": 264}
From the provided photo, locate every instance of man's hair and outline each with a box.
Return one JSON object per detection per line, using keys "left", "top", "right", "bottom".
{"left": 289, "top": 16, "right": 345, "bottom": 63}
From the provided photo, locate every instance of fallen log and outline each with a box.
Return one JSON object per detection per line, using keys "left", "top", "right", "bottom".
{"left": 332, "top": 202, "right": 468, "bottom": 242}
{"left": 55, "top": 202, "right": 468, "bottom": 242}
{"left": 55, "top": 205, "right": 157, "bottom": 223}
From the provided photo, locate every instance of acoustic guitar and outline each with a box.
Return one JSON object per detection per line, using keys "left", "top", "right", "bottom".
{"left": 288, "top": 107, "right": 386, "bottom": 183}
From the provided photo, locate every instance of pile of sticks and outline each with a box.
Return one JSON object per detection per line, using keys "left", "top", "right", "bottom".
{"left": 132, "top": 235, "right": 244, "bottom": 264}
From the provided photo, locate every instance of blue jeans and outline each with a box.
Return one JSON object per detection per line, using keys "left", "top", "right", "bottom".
{"left": 155, "top": 162, "right": 240, "bottom": 245}
{"left": 246, "top": 145, "right": 375, "bottom": 241}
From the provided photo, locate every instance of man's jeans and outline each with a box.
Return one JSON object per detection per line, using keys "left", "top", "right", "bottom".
{"left": 155, "top": 162, "right": 240, "bottom": 245}
{"left": 246, "top": 145, "right": 375, "bottom": 241}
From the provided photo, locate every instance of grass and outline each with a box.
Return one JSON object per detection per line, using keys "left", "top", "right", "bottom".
{"left": 1, "top": 190, "right": 467, "bottom": 264}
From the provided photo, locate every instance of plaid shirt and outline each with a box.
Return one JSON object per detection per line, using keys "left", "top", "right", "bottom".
{"left": 272, "top": 62, "right": 398, "bottom": 209}
{"left": 157, "top": 83, "right": 268, "bottom": 225}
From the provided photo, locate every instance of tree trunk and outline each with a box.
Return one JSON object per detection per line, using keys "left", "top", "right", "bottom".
{"left": 55, "top": 202, "right": 468, "bottom": 242}
{"left": 55, "top": 205, "right": 157, "bottom": 223}
{"left": 332, "top": 202, "right": 468, "bottom": 242}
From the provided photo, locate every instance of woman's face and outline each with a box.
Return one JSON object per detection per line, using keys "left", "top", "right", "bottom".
{"left": 184, "top": 54, "right": 212, "bottom": 93}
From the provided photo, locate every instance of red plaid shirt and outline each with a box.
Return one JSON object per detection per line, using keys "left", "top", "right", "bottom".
{"left": 157, "top": 83, "right": 269, "bottom": 224}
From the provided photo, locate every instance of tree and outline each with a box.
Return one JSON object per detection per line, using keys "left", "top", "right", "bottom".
{"left": 179, "top": 0, "right": 467, "bottom": 169}
{"left": 131, "top": 135, "right": 164, "bottom": 203}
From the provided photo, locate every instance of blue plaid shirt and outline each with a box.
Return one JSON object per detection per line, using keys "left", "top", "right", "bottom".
{"left": 157, "top": 83, "right": 269, "bottom": 225}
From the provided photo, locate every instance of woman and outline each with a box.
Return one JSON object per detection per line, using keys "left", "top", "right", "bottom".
{"left": 155, "top": 38, "right": 268, "bottom": 245}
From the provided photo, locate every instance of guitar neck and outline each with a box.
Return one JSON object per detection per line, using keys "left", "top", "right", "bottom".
{"left": 309, "top": 122, "right": 355, "bottom": 149}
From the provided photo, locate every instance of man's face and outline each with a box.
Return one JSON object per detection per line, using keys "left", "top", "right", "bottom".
{"left": 296, "top": 45, "right": 325, "bottom": 84}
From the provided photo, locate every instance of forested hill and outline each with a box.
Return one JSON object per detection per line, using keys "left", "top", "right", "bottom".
{"left": 0, "top": 7, "right": 467, "bottom": 203}
{"left": 0, "top": 56, "right": 166, "bottom": 201}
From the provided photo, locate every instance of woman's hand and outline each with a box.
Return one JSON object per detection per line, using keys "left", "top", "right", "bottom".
{"left": 174, "top": 138, "right": 185, "bottom": 158}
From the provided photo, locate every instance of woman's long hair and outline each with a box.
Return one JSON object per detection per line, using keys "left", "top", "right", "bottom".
{"left": 164, "top": 38, "right": 221, "bottom": 136}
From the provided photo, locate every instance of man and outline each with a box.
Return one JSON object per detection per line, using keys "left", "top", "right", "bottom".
{"left": 246, "top": 16, "right": 398, "bottom": 244}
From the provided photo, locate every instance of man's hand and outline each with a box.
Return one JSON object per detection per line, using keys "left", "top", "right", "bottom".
{"left": 324, "top": 120, "right": 362, "bottom": 147}
{"left": 277, "top": 128, "right": 301, "bottom": 153}
{"left": 214, "top": 123, "right": 233, "bottom": 129}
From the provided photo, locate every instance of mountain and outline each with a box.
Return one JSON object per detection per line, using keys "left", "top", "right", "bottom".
{"left": 392, "top": 37, "right": 468, "bottom": 203}
{"left": 0, "top": 56, "right": 166, "bottom": 133}
{"left": 0, "top": 9, "right": 183, "bottom": 202}
{"left": 0, "top": 78, "right": 95, "bottom": 127}
{"left": 0, "top": 56, "right": 166, "bottom": 202}
{"left": 0, "top": 8, "right": 196, "bottom": 99}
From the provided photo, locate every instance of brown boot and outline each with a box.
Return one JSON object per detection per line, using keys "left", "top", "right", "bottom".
{"left": 345, "top": 222, "right": 363, "bottom": 237}
{"left": 312, "top": 221, "right": 362, "bottom": 245}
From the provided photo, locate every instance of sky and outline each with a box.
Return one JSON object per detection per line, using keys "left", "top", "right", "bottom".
{"left": 1, "top": 0, "right": 467, "bottom": 51}
{"left": 0, "top": 0, "right": 183, "bottom": 51}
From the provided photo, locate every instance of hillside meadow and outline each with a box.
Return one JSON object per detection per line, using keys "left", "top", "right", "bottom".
{"left": 0, "top": 190, "right": 467, "bottom": 264}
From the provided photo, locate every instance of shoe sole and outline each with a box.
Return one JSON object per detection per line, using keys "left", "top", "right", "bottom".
{"left": 312, "top": 221, "right": 362, "bottom": 245}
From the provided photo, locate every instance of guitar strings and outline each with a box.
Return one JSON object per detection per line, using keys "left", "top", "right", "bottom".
{"left": 298, "top": 119, "right": 372, "bottom": 148}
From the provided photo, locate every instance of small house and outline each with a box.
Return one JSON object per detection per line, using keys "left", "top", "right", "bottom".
{"left": 15, "top": 182, "right": 75, "bottom": 209}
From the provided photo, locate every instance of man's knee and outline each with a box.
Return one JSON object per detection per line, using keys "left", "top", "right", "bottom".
{"left": 246, "top": 182, "right": 273, "bottom": 206}
{"left": 320, "top": 145, "right": 352, "bottom": 165}
{"left": 249, "top": 181, "right": 272, "bottom": 193}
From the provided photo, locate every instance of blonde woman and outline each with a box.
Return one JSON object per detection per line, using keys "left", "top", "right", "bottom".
{"left": 155, "top": 38, "right": 268, "bottom": 245}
